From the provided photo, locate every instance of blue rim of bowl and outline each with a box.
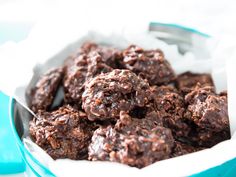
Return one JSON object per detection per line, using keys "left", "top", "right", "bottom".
{"left": 149, "top": 22, "right": 211, "bottom": 38}
{"left": 9, "top": 98, "right": 56, "bottom": 177}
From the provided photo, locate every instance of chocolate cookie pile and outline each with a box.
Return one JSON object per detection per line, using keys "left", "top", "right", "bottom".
{"left": 29, "top": 42, "right": 230, "bottom": 168}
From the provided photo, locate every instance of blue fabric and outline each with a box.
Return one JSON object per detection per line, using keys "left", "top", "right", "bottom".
{"left": 0, "top": 91, "right": 25, "bottom": 174}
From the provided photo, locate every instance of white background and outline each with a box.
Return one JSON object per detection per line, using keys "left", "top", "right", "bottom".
{"left": 0, "top": 0, "right": 236, "bottom": 37}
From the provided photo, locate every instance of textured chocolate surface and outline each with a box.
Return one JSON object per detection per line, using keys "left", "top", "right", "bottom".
{"left": 82, "top": 69, "right": 150, "bottom": 121}
{"left": 171, "top": 141, "right": 204, "bottom": 157}
{"left": 150, "top": 85, "right": 190, "bottom": 138}
{"left": 122, "top": 45, "right": 175, "bottom": 85}
{"left": 63, "top": 53, "right": 112, "bottom": 105}
{"left": 176, "top": 72, "right": 214, "bottom": 91}
{"left": 88, "top": 111, "right": 174, "bottom": 168}
{"left": 185, "top": 86, "right": 229, "bottom": 131}
{"left": 29, "top": 105, "right": 96, "bottom": 159}
{"left": 29, "top": 67, "right": 63, "bottom": 113}
{"left": 184, "top": 86, "right": 230, "bottom": 147}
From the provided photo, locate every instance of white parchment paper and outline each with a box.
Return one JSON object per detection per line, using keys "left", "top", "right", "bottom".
{"left": 1, "top": 21, "right": 236, "bottom": 177}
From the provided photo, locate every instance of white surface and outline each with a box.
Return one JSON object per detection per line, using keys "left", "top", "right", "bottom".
{"left": 227, "top": 52, "right": 236, "bottom": 135}
{"left": 0, "top": 0, "right": 236, "bottom": 33}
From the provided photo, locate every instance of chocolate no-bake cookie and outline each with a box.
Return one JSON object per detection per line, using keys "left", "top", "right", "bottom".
{"left": 122, "top": 45, "right": 175, "bottom": 85}
{"left": 63, "top": 42, "right": 123, "bottom": 106}
{"left": 184, "top": 86, "right": 230, "bottom": 147}
{"left": 63, "top": 51, "right": 112, "bottom": 105}
{"left": 29, "top": 105, "right": 96, "bottom": 159}
{"left": 150, "top": 85, "right": 190, "bottom": 138}
{"left": 29, "top": 67, "right": 63, "bottom": 113}
{"left": 185, "top": 86, "right": 229, "bottom": 131}
{"left": 88, "top": 111, "right": 174, "bottom": 168}
{"left": 176, "top": 72, "right": 214, "bottom": 91}
{"left": 64, "top": 42, "right": 123, "bottom": 70}
{"left": 80, "top": 42, "right": 123, "bottom": 69}
{"left": 86, "top": 51, "right": 113, "bottom": 79}
{"left": 63, "top": 54, "right": 88, "bottom": 105}
{"left": 116, "top": 111, "right": 163, "bottom": 131}
{"left": 82, "top": 69, "right": 151, "bottom": 121}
